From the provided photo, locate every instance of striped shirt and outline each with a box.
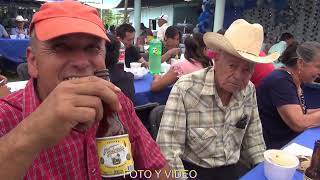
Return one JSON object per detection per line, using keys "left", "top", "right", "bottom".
{"left": 157, "top": 67, "right": 266, "bottom": 171}
{"left": 0, "top": 79, "right": 166, "bottom": 179}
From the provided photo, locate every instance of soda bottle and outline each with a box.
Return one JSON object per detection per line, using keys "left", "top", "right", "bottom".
{"left": 94, "top": 69, "right": 134, "bottom": 178}
{"left": 118, "top": 41, "right": 126, "bottom": 64}
{"left": 304, "top": 140, "right": 320, "bottom": 180}
{"left": 148, "top": 37, "right": 162, "bottom": 75}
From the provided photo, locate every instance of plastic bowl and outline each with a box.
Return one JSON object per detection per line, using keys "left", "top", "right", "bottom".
{"left": 264, "top": 149, "right": 299, "bottom": 180}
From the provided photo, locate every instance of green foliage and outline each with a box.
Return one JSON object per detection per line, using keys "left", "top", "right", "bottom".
{"left": 102, "top": 9, "right": 115, "bottom": 27}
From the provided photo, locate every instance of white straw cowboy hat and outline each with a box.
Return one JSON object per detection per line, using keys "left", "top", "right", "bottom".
{"left": 15, "top": 15, "right": 28, "bottom": 22}
{"left": 204, "top": 19, "right": 279, "bottom": 63}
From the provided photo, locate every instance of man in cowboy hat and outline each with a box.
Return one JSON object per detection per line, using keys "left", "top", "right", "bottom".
{"left": 157, "top": 19, "right": 279, "bottom": 179}
{"left": 10, "top": 15, "right": 29, "bottom": 39}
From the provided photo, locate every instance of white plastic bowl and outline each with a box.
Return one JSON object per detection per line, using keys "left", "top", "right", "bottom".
{"left": 264, "top": 149, "right": 299, "bottom": 180}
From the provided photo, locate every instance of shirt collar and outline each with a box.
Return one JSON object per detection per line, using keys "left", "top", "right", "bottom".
{"left": 22, "top": 79, "right": 40, "bottom": 119}
{"left": 200, "top": 67, "right": 215, "bottom": 95}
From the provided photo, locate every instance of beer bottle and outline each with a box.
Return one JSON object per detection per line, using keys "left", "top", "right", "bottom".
{"left": 304, "top": 140, "right": 320, "bottom": 180}
{"left": 94, "top": 69, "right": 134, "bottom": 179}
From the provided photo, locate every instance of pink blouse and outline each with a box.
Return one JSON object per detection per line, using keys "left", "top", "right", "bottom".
{"left": 171, "top": 59, "right": 204, "bottom": 78}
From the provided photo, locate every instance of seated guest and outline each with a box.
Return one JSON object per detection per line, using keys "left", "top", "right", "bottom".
{"left": 157, "top": 19, "right": 279, "bottom": 179}
{"left": 0, "top": 1, "right": 172, "bottom": 178}
{"left": 17, "top": 62, "right": 30, "bottom": 80}
{"left": 0, "top": 23, "right": 8, "bottom": 38}
{"left": 151, "top": 33, "right": 212, "bottom": 92}
{"left": 161, "top": 26, "right": 181, "bottom": 63}
{"left": 268, "top": 32, "right": 295, "bottom": 68}
{"left": 105, "top": 34, "right": 135, "bottom": 102}
{"left": 116, "top": 23, "right": 147, "bottom": 68}
{"left": 10, "top": 15, "right": 29, "bottom": 39}
{"left": 257, "top": 41, "right": 320, "bottom": 149}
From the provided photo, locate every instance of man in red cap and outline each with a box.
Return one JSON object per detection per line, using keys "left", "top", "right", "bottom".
{"left": 0, "top": 1, "right": 172, "bottom": 179}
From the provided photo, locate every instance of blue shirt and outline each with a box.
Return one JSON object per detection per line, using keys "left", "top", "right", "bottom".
{"left": 256, "top": 70, "right": 301, "bottom": 149}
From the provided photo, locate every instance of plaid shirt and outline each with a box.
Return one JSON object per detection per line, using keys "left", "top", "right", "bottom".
{"left": 157, "top": 67, "right": 266, "bottom": 171}
{"left": 0, "top": 79, "right": 166, "bottom": 179}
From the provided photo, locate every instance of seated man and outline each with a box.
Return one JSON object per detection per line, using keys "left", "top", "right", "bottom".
{"left": 157, "top": 19, "right": 279, "bottom": 179}
{"left": 0, "top": 1, "right": 172, "bottom": 179}
{"left": 161, "top": 26, "right": 181, "bottom": 63}
{"left": 116, "top": 23, "right": 148, "bottom": 68}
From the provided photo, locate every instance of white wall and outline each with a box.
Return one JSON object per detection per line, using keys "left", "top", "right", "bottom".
{"left": 129, "top": 5, "right": 174, "bottom": 31}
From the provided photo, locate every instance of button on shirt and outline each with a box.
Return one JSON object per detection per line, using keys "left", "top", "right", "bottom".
{"left": 156, "top": 67, "right": 266, "bottom": 171}
{"left": 0, "top": 79, "right": 166, "bottom": 179}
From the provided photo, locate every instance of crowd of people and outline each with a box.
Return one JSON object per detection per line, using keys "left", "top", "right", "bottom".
{"left": 0, "top": 1, "right": 320, "bottom": 179}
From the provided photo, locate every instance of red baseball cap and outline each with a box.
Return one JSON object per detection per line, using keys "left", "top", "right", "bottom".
{"left": 30, "top": 0, "right": 109, "bottom": 41}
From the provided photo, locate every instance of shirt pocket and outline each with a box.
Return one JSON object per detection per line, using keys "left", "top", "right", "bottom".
{"left": 187, "top": 128, "right": 218, "bottom": 158}
{"left": 226, "top": 120, "right": 249, "bottom": 153}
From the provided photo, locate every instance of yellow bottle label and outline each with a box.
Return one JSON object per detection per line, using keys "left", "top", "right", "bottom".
{"left": 96, "top": 134, "right": 134, "bottom": 178}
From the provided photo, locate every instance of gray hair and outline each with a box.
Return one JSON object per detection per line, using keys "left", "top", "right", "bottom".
{"left": 297, "top": 41, "right": 320, "bottom": 64}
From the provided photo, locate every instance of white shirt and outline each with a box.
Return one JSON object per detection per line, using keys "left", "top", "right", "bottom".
{"left": 157, "top": 23, "right": 168, "bottom": 41}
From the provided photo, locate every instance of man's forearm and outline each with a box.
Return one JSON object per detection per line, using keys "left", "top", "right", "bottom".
{"left": 0, "top": 120, "right": 43, "bottom": 179}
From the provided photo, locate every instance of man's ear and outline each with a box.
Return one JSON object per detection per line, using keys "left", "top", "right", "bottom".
{"left": 26, "top": 47, "right": 38, "bottom": 78}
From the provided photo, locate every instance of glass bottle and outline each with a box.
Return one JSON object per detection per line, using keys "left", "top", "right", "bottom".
{"left": 304, "top": 140, "right": 320, "bottom": 180}
{"left": 94, "top": 69, "right": 134, "bottom": 178}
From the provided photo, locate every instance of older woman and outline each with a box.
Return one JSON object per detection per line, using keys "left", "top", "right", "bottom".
{"left": 257, "top": 41, "right": 320, "bottom": 149}
{"left": 151, "top": 33, "right": 212, "bottom": 92}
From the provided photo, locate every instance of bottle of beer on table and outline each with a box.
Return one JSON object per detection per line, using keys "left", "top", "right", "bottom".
{"left": 94, "top": 69, "right": 134, "bottom": 179}
{"left": 304, "top": 140, "right": 320, "bottom": 180}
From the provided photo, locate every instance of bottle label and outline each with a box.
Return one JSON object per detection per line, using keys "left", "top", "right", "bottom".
{"left": 96, "top": 134, "right": 134, "bottom": 177}
{"left": 119, "top": 50, "right": 125, "bottom": 63}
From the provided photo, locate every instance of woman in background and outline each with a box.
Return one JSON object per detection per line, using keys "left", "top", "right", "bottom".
{"left": 151, "top": 33, "right": 212, "bottom": 92}
{"left": 257, "top": 41, "right": 320, "bottom": 149}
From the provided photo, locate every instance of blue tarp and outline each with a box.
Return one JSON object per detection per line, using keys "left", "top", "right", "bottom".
{"left": 0, "top": 38, "right": 29, "bottom": 64}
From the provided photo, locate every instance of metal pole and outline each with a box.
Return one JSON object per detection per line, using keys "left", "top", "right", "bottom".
{"left": 133, "top": 0, "right": 141, "bottom": 43}
{"left": 124, "top": 0, "right": 128, "bottom": 23}
{"left": 100, "top": 0, "right": 103, "bottom": 20}
{"left": 213, "top": 0, "right": 226, "bottom": 32}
